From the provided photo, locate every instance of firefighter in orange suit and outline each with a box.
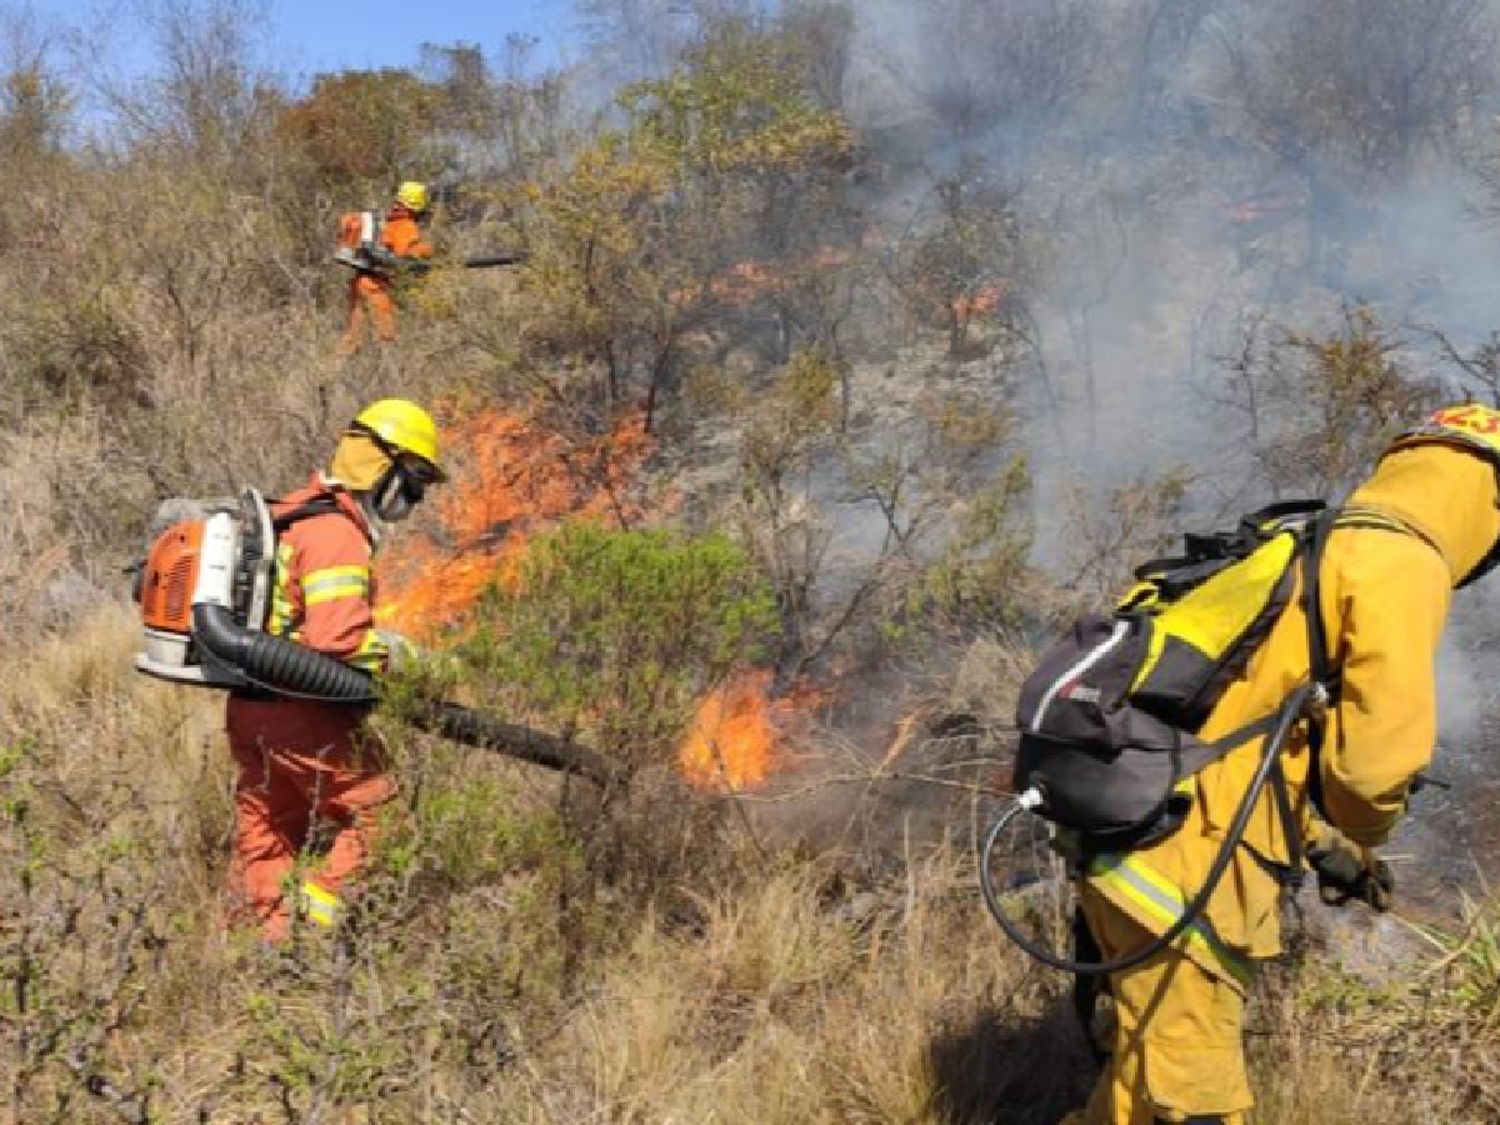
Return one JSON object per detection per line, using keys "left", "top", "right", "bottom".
{"left": 338, "top": 181, "right": 434, "bottom": 356}
{"left": 1062, "top": 403, "right": 1500, "bottom": 1124}
{"left": 225, "top": 399, "right": 445, "bottom": 940}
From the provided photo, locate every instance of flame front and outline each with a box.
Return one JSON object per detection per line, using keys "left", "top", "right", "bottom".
{"left": 378, "top": 403, "right": 812, "bottom": 795}
{"left": 378, "top": 407, "right": 652, "bottom": 641}
{"left": 679, "top": 669, "right": 779, "bottom": 792}
{"left": 674, "top": 248, "right": 854, "bottom": 309}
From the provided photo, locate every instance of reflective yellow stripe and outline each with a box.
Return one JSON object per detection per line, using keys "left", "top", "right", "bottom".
{"left": 268, "top": 542, "right": 295, "bottom": 636}
{"left": 303, "top": 565, "right": 370, "bottom": 606}
{"left": 347, "top": 629, "right": 389, "bottom": 671}
{"left": 299, "top": 881, "right": 339, "bottom": 928}
{"left": 1087, "top": 852, "right": 1253, "bottom": 990}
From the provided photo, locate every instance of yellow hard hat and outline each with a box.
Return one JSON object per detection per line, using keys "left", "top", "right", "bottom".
{"left": 1388, "top": 403, "right": 1500, "bottom": 465}
{"left": 351, "top": 399, "right": 446, "bottom": 480}
{"left": 395, "top": 181, "right": 429, "bottom": 213}
{"left": 1385, "top": 403, "right": 1500, "bottom": 587}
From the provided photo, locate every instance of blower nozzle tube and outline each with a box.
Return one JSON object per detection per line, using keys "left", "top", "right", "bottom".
{"left": 408, "top": 700, "right": 618, "bottom": 787}
{"left": 192, "top": 606, "right": 617, "bottom": 785}
{"left": 192, "top": 603, "right": 378, "bottom": 703}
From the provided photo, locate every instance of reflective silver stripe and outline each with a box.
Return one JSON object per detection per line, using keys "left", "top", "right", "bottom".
{"left": 1087, "top": 852, "right": 1252, "bottom": 989}
{"left": 302, "top": 566, "right": 370, "bottom": 606}
{"left": 1029, "top": 619, "right": 1131, "bottom": 731}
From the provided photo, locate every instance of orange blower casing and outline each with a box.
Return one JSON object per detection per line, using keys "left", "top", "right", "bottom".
{"left": 134, "top": 489, "right": 275, "bottom": 687}
{"left": 139, "top": 519, "right": 204, "bottom": 635}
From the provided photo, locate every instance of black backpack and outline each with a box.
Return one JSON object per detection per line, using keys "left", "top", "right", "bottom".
{"left": 1012, "top": 500, "right": 1333, "bottom": 850}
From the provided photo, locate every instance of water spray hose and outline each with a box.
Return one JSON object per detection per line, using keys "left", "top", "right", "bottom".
{"left": 980, "top": 681, "right": 1315, "bottom": 976}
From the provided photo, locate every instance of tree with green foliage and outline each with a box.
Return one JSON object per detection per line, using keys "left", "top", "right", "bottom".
{"left": 276, "top": 68, "right": 450, "bottom": 193}
{"left": 501, "top": 17, "right": 858, "bottom": 430}
{"left": 448, "top": 523, "right": 778, "bottom": 903}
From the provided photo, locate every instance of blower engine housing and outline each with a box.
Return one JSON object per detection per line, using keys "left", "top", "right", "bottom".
{"left": 135, "top": 489, "right": 275, "bottom": 686}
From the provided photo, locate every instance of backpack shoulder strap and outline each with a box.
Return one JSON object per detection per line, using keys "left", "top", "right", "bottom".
{"left": 1199, "top": 506, "right": 1338, "bottom": 884}
{"left": 1240, "top": 498, "right": 1327, "bottom": 536}
{"left": 1282, "top": 506, "right": 1340, "bottom": 873}
{"left": 1302, "top": 507, "right": 1338, "bottom": 715}
{"left": 270, "top": 496, "right": 342, "bottom": 532}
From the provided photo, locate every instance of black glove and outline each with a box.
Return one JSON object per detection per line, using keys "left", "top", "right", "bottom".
{"left": 1308, "top": 841, "right": 1394, "bottom": 912}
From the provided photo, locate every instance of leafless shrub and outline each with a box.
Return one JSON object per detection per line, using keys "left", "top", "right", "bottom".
{"left": 1217, "top": 0, "right": 1498, "bottom": 278}
{"left": 1219, "top": 305, "right": 1450, "bottom": 499}
{"left": 1056, "top": 469, "right": 1192, "bottom": 610}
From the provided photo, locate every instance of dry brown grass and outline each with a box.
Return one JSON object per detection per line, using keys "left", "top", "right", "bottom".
{"left": 3, "top": 15, "right": 1498, "bottom": 1122}
{"left": 6, "top": 612, "right": 1497, "bottom": 1122}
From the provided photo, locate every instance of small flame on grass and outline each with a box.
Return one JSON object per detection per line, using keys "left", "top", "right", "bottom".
{"left": 679, "top": 669, "right": 780, "bottom": 793}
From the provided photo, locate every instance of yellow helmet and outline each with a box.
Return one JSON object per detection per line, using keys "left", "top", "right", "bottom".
{"left": 395, "top": 180, "right": 429, "bottom": 213}
{"left": 351, "top": 398, "right": 446, "bottom": 480}
{"left": 1387, "top": 403, "right": 1500, "bottom": 465}
{"left": 1386, "top": 403, "right": 1500, "bottom": 587}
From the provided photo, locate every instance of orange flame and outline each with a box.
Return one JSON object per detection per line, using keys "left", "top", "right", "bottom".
{"left": 677, "top": 673, "right": 835, "bottom": 792}
{"left": 951, "top": 280, "right": 1008, "bottom": 323}
{"left": 679, "top": 669, "right": 780, "bottom": 792}
{"left": 377, "top": 400, "right": 823, "bottom": 795}
{"left": 377, "top": 407, "right": 653, "bottom": 641}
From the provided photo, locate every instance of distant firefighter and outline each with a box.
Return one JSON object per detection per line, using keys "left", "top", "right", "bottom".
{"left": 336, "top": 181, "right": 433, "bottom": 356}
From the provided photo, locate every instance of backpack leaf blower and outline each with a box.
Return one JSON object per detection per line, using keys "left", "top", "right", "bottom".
{"left": 135, "top": 489, "right": 370, "bottom": 700}
{"left": 132, "top": 490, "right": 618, "bottom": 785}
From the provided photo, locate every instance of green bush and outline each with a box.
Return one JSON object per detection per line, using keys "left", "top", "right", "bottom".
{"left": 461, "top": 522, "right": 778, "bottom": 773}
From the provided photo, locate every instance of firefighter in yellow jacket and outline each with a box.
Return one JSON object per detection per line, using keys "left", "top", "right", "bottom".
{"left": 1063, "top": 403, "right": 1500, "bottom": 1124}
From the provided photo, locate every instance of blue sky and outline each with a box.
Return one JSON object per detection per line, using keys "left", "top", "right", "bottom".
{"left": 29, "top": 0, "right": 581, "bottom": 82}
{"left": 268, "top": 0, "right": 579, "bottom": 75}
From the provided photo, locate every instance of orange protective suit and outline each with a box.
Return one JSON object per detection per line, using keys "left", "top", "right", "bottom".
{"left": 224, "top": 474, "right": 394, "bottom": 941}
{"left": 338, "top": 205, "right": 432, "bottom": 356}
{"left": 1065, "top": 439, "right": 1499, "bottom": 1124}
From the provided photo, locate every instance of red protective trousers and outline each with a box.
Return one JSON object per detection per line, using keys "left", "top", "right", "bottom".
{"left": 225, "top": 697, "right": 394, "bottom": 941}
{"left": 337, "top": 206, "right": 430, "bottom": 356}
{"left": 339, "top": 274, "right": 398, "bottom": 355}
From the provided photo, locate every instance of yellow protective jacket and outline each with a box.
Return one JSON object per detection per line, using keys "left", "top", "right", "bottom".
{"left": 1084, "top": 442, "right": 1499, "bottom": 987}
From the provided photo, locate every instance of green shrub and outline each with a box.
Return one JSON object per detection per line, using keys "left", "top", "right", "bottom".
{"left": 462, "top": 522, "right": 778, "bottom": 772}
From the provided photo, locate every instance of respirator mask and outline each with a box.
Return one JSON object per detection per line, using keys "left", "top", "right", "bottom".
{"left": 369, "top": 459, "right": 434, "bottom": 523}
{"left": 351, "top": 422, "right": 440, "bottom": 525}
